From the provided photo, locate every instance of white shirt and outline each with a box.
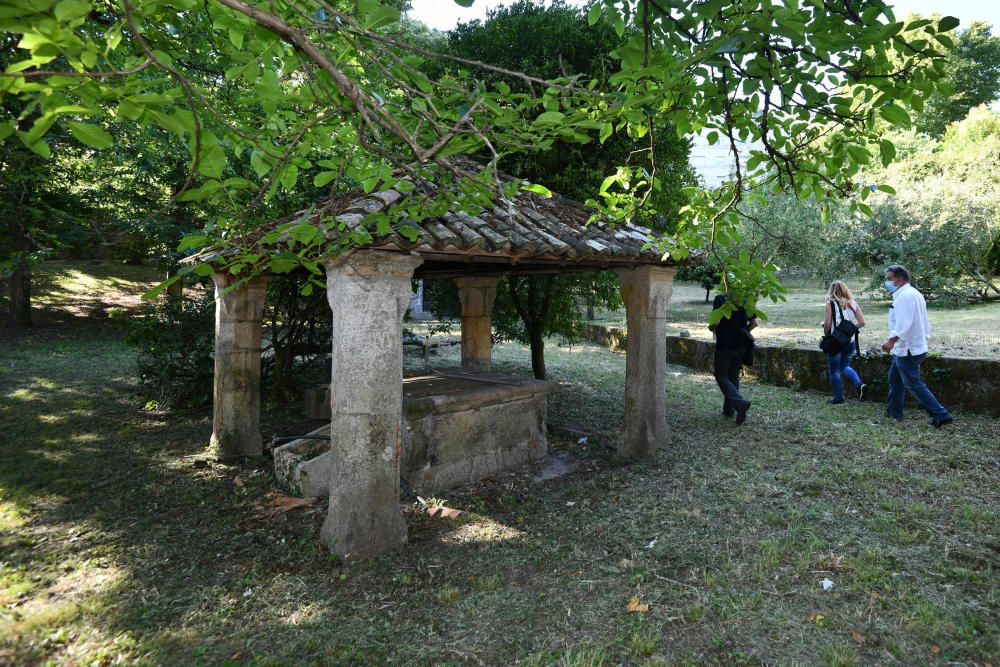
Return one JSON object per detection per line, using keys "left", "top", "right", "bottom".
{"left": 888, "top": 283, "right": 930, "bottom": 356}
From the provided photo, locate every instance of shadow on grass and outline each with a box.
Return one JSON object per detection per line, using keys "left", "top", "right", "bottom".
{"left": 1, "top": 335, "right": 999, "bottom": 665}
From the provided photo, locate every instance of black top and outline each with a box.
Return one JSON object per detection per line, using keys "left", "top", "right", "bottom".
{"left": 712, "top": 294, "right": 755, "bottom": 350}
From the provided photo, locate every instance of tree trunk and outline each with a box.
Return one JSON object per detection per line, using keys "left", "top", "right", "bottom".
{"left": 10, "top": 262, "right": 31, "bottom": 327}
{"left": 528, "top": 326, "right": 546, "bottom": 380}
{"left": 704, "top": 287, "right": 710, "bottom": 303}
{"left": 9, "top": 227, "right": 32, "bottom": 327}
{"left": 586, "top": 301, "right": 595, "bottom": 320}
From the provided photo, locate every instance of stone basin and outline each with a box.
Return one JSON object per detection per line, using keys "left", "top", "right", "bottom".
{"left": 274, "top": 369, "right": 558, "bottom": 497}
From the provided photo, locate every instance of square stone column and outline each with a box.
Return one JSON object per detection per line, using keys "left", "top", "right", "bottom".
{"left": 616, "top": 266, "right": 676, "bottom": 459}
{"left": 210, "top": 273, "right": 270, "bottom": 461}
{"left": 321, "top": 250, "right": 423, "bottom": 559}
{"left": 455, "top": 275, "right": 501, "bottom": 372}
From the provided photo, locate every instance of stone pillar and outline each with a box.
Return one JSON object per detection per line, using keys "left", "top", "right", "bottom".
{"left": 210, "top": 272, "right": 270, "bottom": 461}
{"left": 616, "top": 266, "right": 676, "bottom": 460}
{"left": 321, "top": 250, "right": 423, "bottom": 559}
{"left": 455, "top": 275, "right": 501, "bottom": 372}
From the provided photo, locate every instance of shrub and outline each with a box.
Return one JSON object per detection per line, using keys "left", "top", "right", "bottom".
{"left": 124, "top": 291, "right": 215, "bottom": 408}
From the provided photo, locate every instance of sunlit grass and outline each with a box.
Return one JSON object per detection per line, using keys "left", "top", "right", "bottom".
{"left": 591, "top": 279, "right": 1000, "bottom": 359}
{"left": 0, "top": 263, "right": 997, "bottom": 665}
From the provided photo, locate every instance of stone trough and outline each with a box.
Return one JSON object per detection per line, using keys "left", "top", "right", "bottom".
{"left": 275, "top": 369, "right": 558, "bottom": 497}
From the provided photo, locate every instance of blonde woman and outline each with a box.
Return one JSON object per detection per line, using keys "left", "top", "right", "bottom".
{"left": 824, "top": 280, "right": 867, "bottom": 404}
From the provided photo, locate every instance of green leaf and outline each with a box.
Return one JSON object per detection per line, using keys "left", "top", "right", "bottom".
{"left": 937, "top": 16, "right": 960, "bottom": 32}
{"left": 288, "top": 223, "right": 318, "bottom": 244}
{"left": 359, "top": 0, "right": 400, "bottom": 29}
{"left": 229, "top": 27, "right": 243, "bottom": 50}
{"left": 314, "top": 170, "right": 338, "bottom": 187}
{"left": 22, "top": 137, "right": 51, "bottom": 158}
{"left": 879, "top": 139, "right": 896, "bottom": 167}
{"left": 68, "top": 121, "right": 113, "bottom": 149}
{"left": 142, "top": 274, "right": 182, "bottom": 301}
{"left": 280, "top": 164, "right": 298, "bottom": 189}
{"left": 846, "top": 145, "right": 870, "bottom": 165}
{"left": 54, "top": 0, "right": 90, "bottom": 21}
{"left": 177, "top": 235, "right": 210, "bottom": 252}
{"left": 117, "top": 99, "right": 142, "bottom": 121}
{"left": 521, "top": 183, "right": 552, "bottom": 198}
{"left": 453, "top": 0, "right": 474, "bottom": 6}
{"left": 879, "top": 104, "right": 911, "bottom": 127}
{"left": 587, "top": 3, "right": 601, "bottom": 25}
{"left": 934, "top": 33, "right": 954, "bottom": 49}
{"left": 533, "top": 111, "right": 565, "bottom": 125}
{"left": 197, "top": 142, "right": 227, "bottom": 179}
{"left": 151, "top": 111, "right": 185, "bottom": 136}
{"left": 876, "top": 184, "right": 896, "bottom": 195}
{"left": 270, "top": 257, "right": 298, "bottom": 274}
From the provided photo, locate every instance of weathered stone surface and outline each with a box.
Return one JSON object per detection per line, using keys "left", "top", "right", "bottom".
{"left": 275, "top": 371, "right": 558, "bottom": 497}
{"left": 616, "top": 266, "right": 676, "bottom": 459}
{"left": 401, "top": 371, "right": 557, "bottom": 493}
{"left": 320, "top": 250, "right": 422, "bottom": 559}
{"left": 210, "top": 273, "right": 269, "bottom": 460}
{"left": 272, "top": 423, "right": 332, "bottom": 498}
{"left": 455, "top": 276, "right": 501, "bottom": 372}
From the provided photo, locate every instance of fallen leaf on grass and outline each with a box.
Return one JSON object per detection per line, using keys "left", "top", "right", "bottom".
{"left": 272, "top": 495, "right": 311, "bottom": 507}
{"left": 233, "top": 476, "right": 244, "bottom": 488}
{"left": 271, "top": 497, "right": 319, "bottom": 513}
{"left": 244, "top": 496, "right": 321, "bottom": 521}
{"left": 807, "top": 613, "right": 827, "bottom": 627}
{"left": 426, "top": 506, "right": 463, "bottom": 519}
{"left": 815, "top": 554, "right": 848, "bottom": 571}
{"left": 627, "top": 596, "right": 650, "bottom": 613}
{"left": 930, "top": 645, "right": 941, "bottom": 654}
{"left": 852, "top": 630, "right": 865, "bottom": 644}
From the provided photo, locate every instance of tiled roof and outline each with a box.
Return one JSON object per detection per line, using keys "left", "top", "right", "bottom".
{"left": 320, "top": 186, "right": 672, "bottom": 266}
{"left": 189, "top": 170, "right": 680, "bottom": 270}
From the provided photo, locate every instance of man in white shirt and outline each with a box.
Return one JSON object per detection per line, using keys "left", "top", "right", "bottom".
{"left": 881, "top": 265, "right": 953, "bottom": 427}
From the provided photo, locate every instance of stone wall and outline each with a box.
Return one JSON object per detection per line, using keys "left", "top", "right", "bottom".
{"left": 584, "top": 325, "right": 1000, "bottom": 416}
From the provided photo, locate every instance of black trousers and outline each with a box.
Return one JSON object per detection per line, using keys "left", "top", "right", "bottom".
{"left": 714, "top": 346, "right": 748, "bottom": 413}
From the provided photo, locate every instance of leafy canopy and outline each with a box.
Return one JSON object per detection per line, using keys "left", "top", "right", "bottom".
{"left": 0, "top": 0, "right": 954, "bottom": 316}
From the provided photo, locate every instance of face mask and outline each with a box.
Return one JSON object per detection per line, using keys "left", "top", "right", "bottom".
{"left": 885, "top": 280, "right": 898, "bottom": 293}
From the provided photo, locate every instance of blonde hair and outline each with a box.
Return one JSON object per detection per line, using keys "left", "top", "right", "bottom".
{"left": 827, "top": 280, "right": 854, "bottom": 310}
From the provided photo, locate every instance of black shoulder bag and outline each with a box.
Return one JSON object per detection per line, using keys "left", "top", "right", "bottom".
{"left": 819, "top": 301, "right": 859, "bottom": 355}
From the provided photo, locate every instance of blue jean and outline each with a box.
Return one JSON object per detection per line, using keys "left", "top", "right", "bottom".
{"left": 886, "top": 352, "right": 951, "bottom": 421}
{"left": 827, "top": 349, "right": 862, "bottom": 401}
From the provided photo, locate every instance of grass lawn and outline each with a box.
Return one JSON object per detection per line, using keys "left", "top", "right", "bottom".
{"left": 1, "top": 267, "right": 998, "bottom": 665}
{"left": 593, "top": 279, "right": 1000, "bottom": 360}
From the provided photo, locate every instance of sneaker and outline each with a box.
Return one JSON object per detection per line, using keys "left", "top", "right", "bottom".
{"left": 858, "top": 384, "right": 868, "bottom": 402}
{"left": 930, "top": 416, "right": 954, "bottom": 428}
{"left": 735, "top": 400, "right": 751, "bottom": 426}
{"left": 828, "top": 398, "right": 845, "bottom": 405}
{"left": 722, "top": 411, "right": 734, "bottom": 419}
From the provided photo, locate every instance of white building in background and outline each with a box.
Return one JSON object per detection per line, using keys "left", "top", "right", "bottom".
{"left": 688, "top": 130, "right": 762, "bottom": 188}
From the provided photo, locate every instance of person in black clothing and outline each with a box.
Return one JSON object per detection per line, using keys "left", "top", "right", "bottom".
{"left": 709, "top": 293, "right": 757, "bottom": 425}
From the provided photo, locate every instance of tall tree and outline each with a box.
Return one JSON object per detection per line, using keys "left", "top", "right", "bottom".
{"left": 1, "top": 0, "right": 954, "bottom": 324}
{"left": 913, "top": 20, "right": 1000, "bottom": 137}
{"left": 433, "top": 0, "right": 695, "bottom": 379}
